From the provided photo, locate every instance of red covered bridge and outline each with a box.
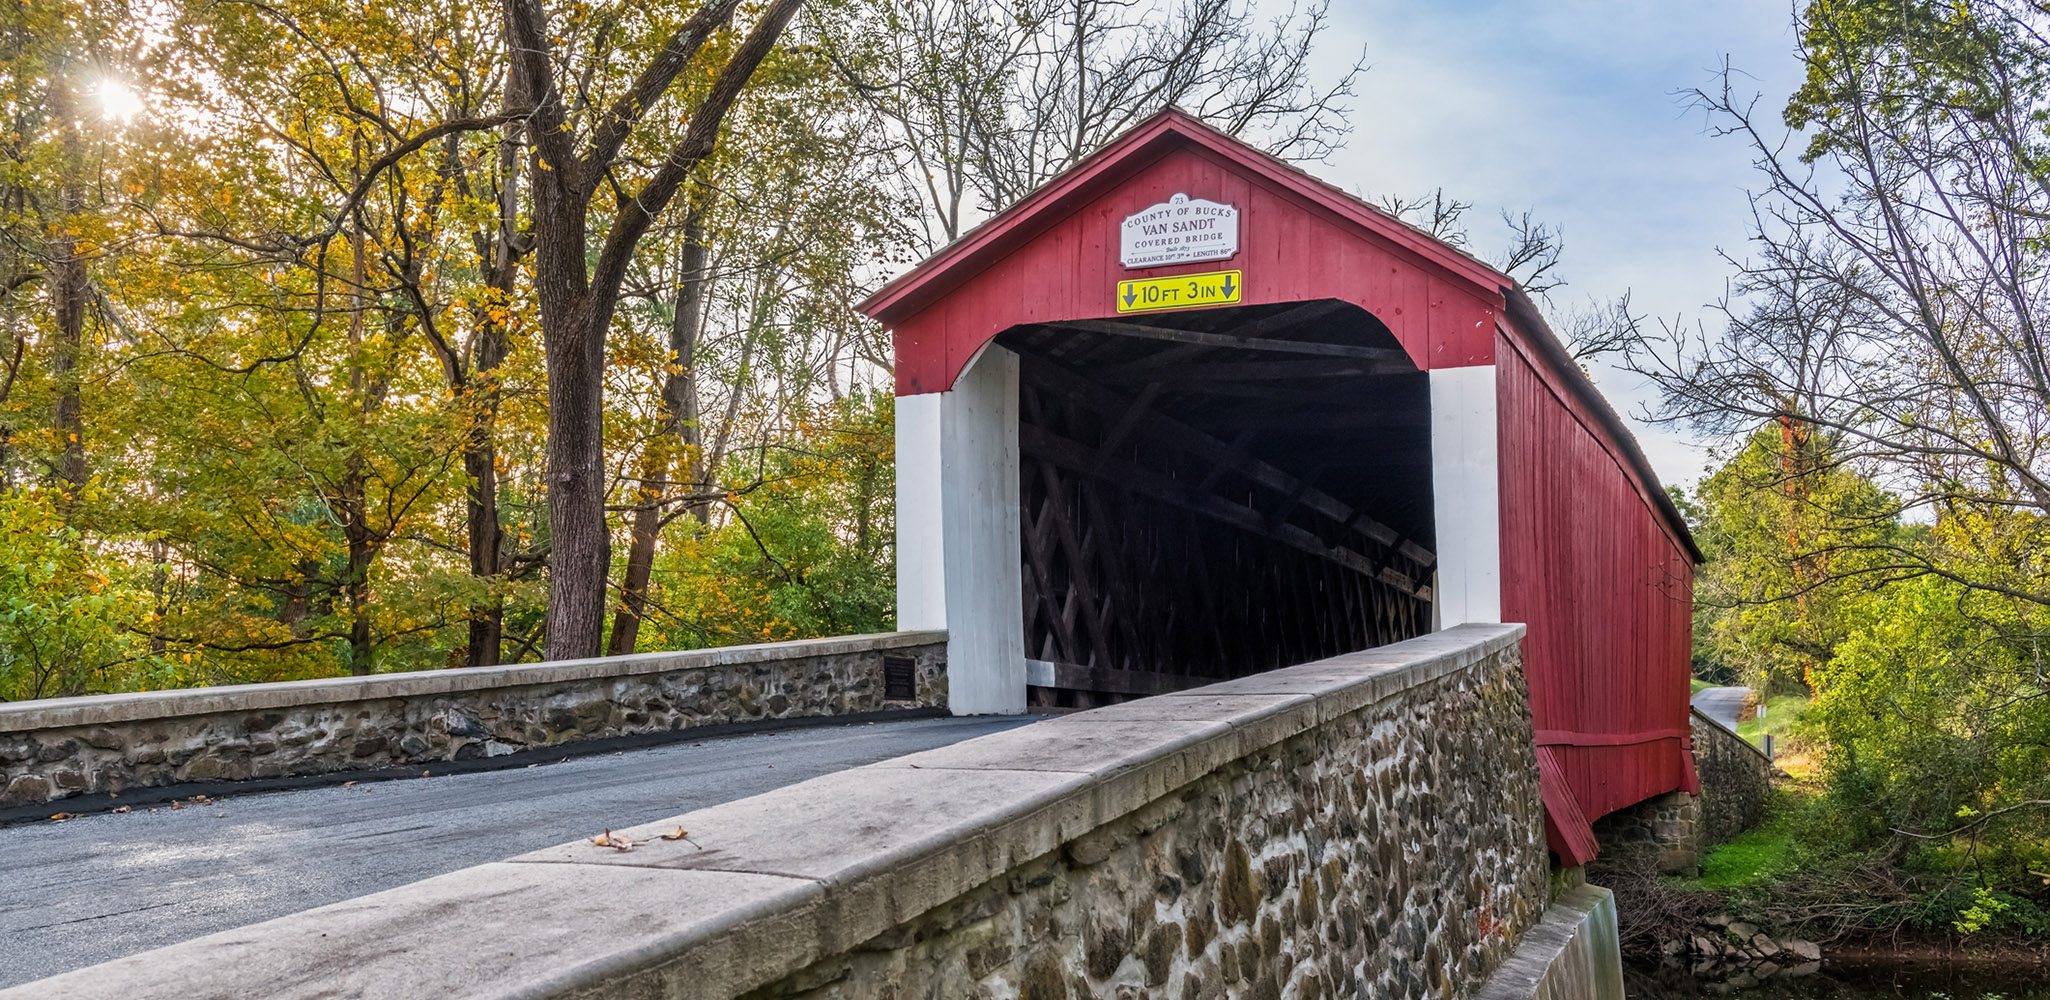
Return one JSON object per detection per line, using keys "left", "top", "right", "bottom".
{"left": 858, "top": 109, "right": 1701, "bottom": 866}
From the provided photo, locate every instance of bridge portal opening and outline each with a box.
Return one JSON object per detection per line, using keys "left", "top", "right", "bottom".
{"left": 993, "top": 299, "right": 1438, "bottom": 708}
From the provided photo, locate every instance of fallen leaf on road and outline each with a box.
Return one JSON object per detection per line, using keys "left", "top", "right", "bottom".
{"left": 113, "top": 805, "right": 131, "bottom": 814}
{"left": 49, "top": 812, "right": 75, "bottom": 821}
{"left": 591, "top": 829, "right": 638, "bottom": 852}
{"left": 170, "top": 800, "right": 186, "bottom": 810}
{"left": 657, "top": 826, "right": 703, "bottom": 850}
{"left": 341, "top": 781, "right": 356, "bottom": 789}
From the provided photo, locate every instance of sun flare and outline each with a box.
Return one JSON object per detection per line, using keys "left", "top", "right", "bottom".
{"left": 93, "top": 80, "right": 145, "bottom": 122}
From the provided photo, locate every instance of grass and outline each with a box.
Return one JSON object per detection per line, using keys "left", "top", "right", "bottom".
{"left": 1695, "top": 820, "right": 1798, "bottom": 890}
{"left": 1690, "top": 677, "right": 1713, "bottom": 695}
{"left": 1685, "top": 786, "right": 1815, "bottom": 891}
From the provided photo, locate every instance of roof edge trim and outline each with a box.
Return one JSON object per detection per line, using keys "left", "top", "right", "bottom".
{"left": 1501, "top": 287, "right": 1704, "bottom": 564}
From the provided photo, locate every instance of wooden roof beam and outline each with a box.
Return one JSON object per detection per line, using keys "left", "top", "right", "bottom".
{"left": 1191, "top": 410, "right": 1430, "bottom": 431}
{"left": 1043, "top": 314, "right": 1405, "bottom": 363}
{"left": 1091, "top": 382, "right": 1162, "bottom": 475}
{"left": 1100, "top": 359, "right": 1411, "bottom": 383}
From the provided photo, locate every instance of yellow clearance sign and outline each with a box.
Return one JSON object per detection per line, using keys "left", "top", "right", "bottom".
{"left": 1116, "top": 269, "right": 1242, "bottom": 314}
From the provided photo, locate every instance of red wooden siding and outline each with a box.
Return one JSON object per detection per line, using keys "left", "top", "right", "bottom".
{"left": 1497, "top": 324, "right": 1698, "bottom": 861}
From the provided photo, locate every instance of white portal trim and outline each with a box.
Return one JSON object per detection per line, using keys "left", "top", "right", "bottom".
{"left": 1430, "top": 365, "right": 1502, "bottom": 626}
{"left": 894, "top": 346, "right": 1026, "bottom": 715}
{"left": 894, "top": 392, "right": 945, "bottom": 630}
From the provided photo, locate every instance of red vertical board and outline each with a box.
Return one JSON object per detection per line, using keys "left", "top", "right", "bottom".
{"left": 1498, "top": 326, "right": 1698, "bottom": 830}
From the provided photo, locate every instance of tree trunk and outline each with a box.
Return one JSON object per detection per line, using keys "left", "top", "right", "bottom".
{"left": 534, "top": 164, "right": 609, "bottom": 660}
{"left": 345, "top": 521, "right": 375, "bottom": 675}
{"left": 608, "top": 207, "right": 710, "bottom": 655}
{"left": 542, "top": 311, "right": 609, "bottom": 660}
{"left": 666, "top": 221, "right": 713, "bottom": 526}
{"left": 463, "top": 438, "right": 505, "bottom": 664}
{"left": 341, "top": 177, "right": 375, "bottom": 675}
{"left": 49, "top": 239, "right": 85, "bottom": 492}
{"left": 149, "top": 538, "right": 170, "bottom": 654}
{"left": 461, "top": 204, "right": 517, "bottom": 669}
{"left": 49, "top": 80, "right": 87, "bottom": 494}
{"left": 278, "top": 558, "right": 315, "bottom": 638}
{"left": 607, "top": 459, "right": 664, "bottom": 657}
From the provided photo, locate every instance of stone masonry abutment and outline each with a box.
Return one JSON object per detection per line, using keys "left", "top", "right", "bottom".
{"left": 1590, "top": 707, "right": 1775, "bottom": 876}
{"left": 11, "top": 624, "right": 1573, "bottom": 1000}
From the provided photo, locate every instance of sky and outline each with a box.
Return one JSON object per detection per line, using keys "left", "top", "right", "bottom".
{"left": 1289, "top": 1, "right": 1810, "bottom": 488}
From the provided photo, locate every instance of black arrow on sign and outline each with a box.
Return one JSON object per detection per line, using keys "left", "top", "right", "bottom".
{"left": 1221, "top": 273, "right": 1237, "bottom": 297}
{"left": 1122, "top": 285, "right": 1137, "bottom": 307}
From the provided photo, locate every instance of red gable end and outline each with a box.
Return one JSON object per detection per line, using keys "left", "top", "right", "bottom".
{"left": 860, "top": 109, "right": 1514, "bottom": 394}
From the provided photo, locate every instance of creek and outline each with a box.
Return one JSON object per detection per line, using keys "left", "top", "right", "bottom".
{"left": 1626, "top": 957, "right": 2050, "bottom": 998}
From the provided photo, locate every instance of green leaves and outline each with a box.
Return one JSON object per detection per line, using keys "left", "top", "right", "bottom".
{"left": 0, "top": 486, "right": 162, "bottom": 701}
{"left": 1692, "top": 427, "right": 1907, "bottom": 695}
{"left": 631, "top": 392, "right": 895, "bottom": 652}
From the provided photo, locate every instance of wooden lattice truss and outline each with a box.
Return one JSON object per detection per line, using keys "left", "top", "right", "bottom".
{"left": 1008, "top": 322, "right": 1436, "bottom": 706}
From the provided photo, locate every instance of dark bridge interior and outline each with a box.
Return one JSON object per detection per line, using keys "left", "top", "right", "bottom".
{"left": 993, "top": 299, "right": 1440, "bottom": 708}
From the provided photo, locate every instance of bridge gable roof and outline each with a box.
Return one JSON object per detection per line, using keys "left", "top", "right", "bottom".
{"left": 860, "top": 109, "right": 1517, "bottom": 394}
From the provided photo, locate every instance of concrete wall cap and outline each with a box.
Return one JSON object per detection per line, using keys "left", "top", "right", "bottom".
{"left": 1473, "top": 884, "right": 1625, "bottom": 1000}
{"left": 5, "top": 862, "right": 828, "bottom": 1000}
{"left": 0, "top": 631, "right": 947, "bottom": 733}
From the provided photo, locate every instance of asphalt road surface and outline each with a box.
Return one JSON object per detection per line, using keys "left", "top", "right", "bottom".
{"left": 0, "top": 715, "right": 1040, "bottom": 988}
{"left": 1692, "top": 685, "right": 1750, "bottom": 731}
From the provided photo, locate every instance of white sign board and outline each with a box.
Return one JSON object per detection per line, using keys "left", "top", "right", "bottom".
{"left": 1120, "top": 193, "right": 1239, "bottom": 269}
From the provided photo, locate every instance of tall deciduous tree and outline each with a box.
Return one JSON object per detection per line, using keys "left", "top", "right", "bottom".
{"left": 504, "top": 0, "right": 805, "bottom": 659}
{"left": 835, "top": 0, "right": 1363, "bottom": 248}
{"left": 1635, "top": 0, "right": 2050, "bottom": 610}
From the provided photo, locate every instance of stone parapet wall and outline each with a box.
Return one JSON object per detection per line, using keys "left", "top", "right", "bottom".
{"left": 0, "top": 631, "right": 946, "bottom": 808}
{"left": 1690, "top": 707, "right": 1772, "bottom": 847}
{"left": 11, "top": 624, "right": 1551, "bottom": 1000}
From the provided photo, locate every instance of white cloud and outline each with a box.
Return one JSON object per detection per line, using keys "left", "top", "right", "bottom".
{"left": 1287, "top": 0, "right": 1805, "bottom": 487}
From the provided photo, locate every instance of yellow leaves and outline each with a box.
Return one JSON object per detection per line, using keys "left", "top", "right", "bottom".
{"left": 590, "top": 828, "right": 635, "bottom": 851}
